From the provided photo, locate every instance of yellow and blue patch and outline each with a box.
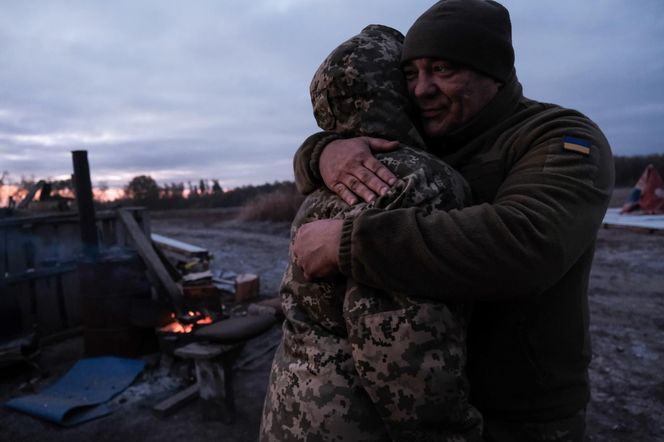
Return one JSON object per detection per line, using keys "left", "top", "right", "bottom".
{"left": 562, "top": 135, "right": 591, "bottom": 155}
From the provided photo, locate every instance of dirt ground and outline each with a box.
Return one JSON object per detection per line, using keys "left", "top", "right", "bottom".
{"left": 1, "top": 207, "right": 663, "bottom": 441}
{"left": 586, "top": 225, "right": 664, "bottom": 440}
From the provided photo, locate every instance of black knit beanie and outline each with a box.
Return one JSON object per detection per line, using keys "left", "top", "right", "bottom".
{"left": 402, "top": 0, "right": 514, "bottom": 83}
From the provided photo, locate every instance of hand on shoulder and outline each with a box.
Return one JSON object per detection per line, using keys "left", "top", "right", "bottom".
{"left": 320, "top": 137, "right": 399, "bottom": 205}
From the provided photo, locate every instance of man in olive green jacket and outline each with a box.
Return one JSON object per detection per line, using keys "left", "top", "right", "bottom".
{"left": 291, "top": 1, "right": 614, "bottom": 441}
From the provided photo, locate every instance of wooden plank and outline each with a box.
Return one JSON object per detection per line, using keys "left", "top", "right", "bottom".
{"left": 57, "top": 222, "right": 82, "bottom": 262}
{"left": 0, "top": 209, "right": 148, "bottom": 252}
{"left": 6, "top": 226, "right": 28, "bottom": 276}
{"left": 151, "top": 234, "right": 210, "bottom": 258}
{"left": 117, "top": 209, "right": 184, "bottom": 315}
{"left": 101, "top": 218, "right": 115, "bottom": 249}
{"left": 5, "top": 265, "right": 77, "bottom": 284}
{"left": 14, "top": 282, "right": 34, "bottom": 333}
{"left": 138, "top": 210, "right": 152, "bottom": 237}
{"left": 0, "top": 210, "right": 78, "bottom": 228}
{"left": 0, "top": 278, "right": 23, "bottom": 337}
{"left": 55, "top": 273, "right": 69, "bottom": 328}
{"left": 115, "top": 215, "right": 128, "bottom": 248}
{"left": 114, "top": 208, "right": 146, "bottom": 248}
{"left": 52, "top": 223, "right": 65, "bottom": 262}
{"left": 152, "top": 239, "right": 183, "bottom": 283}
{"left": 152, "top": 384, "right": 199, "bottom": 416}
{"left": 62, "top": 269, "right": 82, "bottom": 326}
{"left": 0, "top": 208, "right": 131, "bottom": 229}
{"left": 16, "top": 180, "right": 44, "bottom": 209}
{"left": 602, "top": 208, "right": 664, "bottom": 232}
{"left": 35, "top": 276, "right": 63, "bottom": 335}
{"left": 4, "top": 228, "right": 33, "bottom": 332}
{"left": 33, "top": 224, "right": 58, "bottom": 267}
{"left": 174, "top": 342, "right": 227, "bottom": 359}
{"left": 0, "top": 227, "right": 7, "bottom": 277}
{"left": 40, "top": 326, "right": 83, "bottom": 346}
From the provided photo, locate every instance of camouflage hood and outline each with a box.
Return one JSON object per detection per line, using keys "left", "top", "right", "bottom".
{"left": 310, "top": 24, "right": 425, "bottom": 149}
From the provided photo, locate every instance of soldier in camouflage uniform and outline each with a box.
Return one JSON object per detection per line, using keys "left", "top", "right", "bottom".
{"left": 260, "top": 25, "right": 482, "bottom": 441}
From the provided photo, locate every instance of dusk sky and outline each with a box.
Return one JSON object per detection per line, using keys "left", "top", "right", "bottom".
{"left": 1, "top": 0, "right": 663, "bottom": 190}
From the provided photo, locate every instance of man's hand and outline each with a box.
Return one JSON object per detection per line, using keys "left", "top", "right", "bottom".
{"left": 320, "top": 137, "right": 399, "bottom": 205}
{"left": 293, "top": 219, "right": 344, "bottom": 280}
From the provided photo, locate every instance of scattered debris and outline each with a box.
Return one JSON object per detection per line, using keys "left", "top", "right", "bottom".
{"left": 235, "top": 273, "right": 260, "bottom": 303}
{"left": 152, "top": 383, "right": 199, "bottom": 417}
{"left": 171, "top": 342, "right": 238, "bottom": 423}
{"left": 151, "top": 233, "right": 212, "bottom": 274}
{"left": 0, "top": 333, "right": 40, "bottom": 369}
{"left": 182, "top": 270, "right": 218, "bottom": 299}
{"left": 182, "top": 270, "right": 214, "bottom": 283}
{"left": 212, "top": 269, "right": 237, "bottom": 292}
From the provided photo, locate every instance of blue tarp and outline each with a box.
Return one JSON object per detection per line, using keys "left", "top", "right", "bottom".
{"left": 5, "top": 356, "right": 145, "bottom": 426}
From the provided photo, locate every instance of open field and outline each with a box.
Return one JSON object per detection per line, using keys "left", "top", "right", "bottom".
{"left": 1, "top": 203, "right": 663, "bottom": 441}
{"left": 151, "top": 207, "right": 664, "bottom": 441}
{"left": 153, "top": 208, "right": 664, "bottom": 441}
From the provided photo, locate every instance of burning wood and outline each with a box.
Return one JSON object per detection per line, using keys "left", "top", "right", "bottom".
{"left": 159, "top": 311, "right": 213, "bottom": 334}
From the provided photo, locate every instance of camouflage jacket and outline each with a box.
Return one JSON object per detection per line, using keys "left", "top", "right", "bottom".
{"left": 261, "top": 25, "right": 482, "bottom": 442}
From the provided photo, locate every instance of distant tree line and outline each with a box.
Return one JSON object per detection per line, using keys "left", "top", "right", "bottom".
{"left": 117, "top": 154, "right": 663, "bottom": 210}
{"left": 119, "top": 175, "right": 299, "bottom": 210}
{"left": 3, "top": 154, "right": 663, "bottom": 210}
{"left": 613, "top": 154, "right": 664, "bottom": 187}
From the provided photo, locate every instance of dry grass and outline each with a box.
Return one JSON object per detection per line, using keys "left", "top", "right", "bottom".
{"left": 236, "top": 187, "right": 305, "bottom": 222}
{"left": 151, "top": 186, "right": 631, "bottom": 224}
{"left": 150, "top": 207, "right": 240, "bottom": 221}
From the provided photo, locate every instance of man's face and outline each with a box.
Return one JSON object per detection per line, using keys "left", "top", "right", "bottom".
{"left": 403, "top": 58, "right": 501, "bottom": 138}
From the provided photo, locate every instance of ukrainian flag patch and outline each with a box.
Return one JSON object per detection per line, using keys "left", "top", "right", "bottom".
{"left": 562, "top": 135, "right": 591, "bottom": 155}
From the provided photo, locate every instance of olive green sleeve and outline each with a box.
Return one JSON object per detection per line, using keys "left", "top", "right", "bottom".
{"left": 293, "top": 132, "right": 345, "bottom": 194}
{"left": 338, "top": 116, "right": 614, "bottom": 301}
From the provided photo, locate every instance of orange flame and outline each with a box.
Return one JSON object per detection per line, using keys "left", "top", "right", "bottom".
{"left": 159, "top": 311, "right": 214, "bottom": 334}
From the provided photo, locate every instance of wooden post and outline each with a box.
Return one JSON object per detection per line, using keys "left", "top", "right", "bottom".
{"left": 71, "top": 151, "right": 98, "bottom": 260}
{"left": 117, "top": 209, "right": 185, "bottom": 316}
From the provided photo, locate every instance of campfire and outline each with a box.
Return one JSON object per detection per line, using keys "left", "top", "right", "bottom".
{"left": 159, "top": 311, "right": 214, "bottom": 334}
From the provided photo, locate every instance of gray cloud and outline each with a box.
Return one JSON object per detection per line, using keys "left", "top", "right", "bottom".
{"left": 1, "top": 0, "right": 662, "bottom": 191}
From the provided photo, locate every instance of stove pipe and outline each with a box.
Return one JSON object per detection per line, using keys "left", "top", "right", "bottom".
{"left": 71, "top": 150, "right": 98, "bottom": 260}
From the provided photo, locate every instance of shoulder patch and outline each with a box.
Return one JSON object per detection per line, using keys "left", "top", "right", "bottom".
{"left": 562, "top": 135, "right": 591, "bottom": 155}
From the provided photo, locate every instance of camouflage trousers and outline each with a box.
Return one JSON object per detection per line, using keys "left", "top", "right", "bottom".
{"left": 260, "top": 147, "right": 482, "bottom": 441}
{"left": 260, "top": 318, "right": 391, "bottom": 441}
